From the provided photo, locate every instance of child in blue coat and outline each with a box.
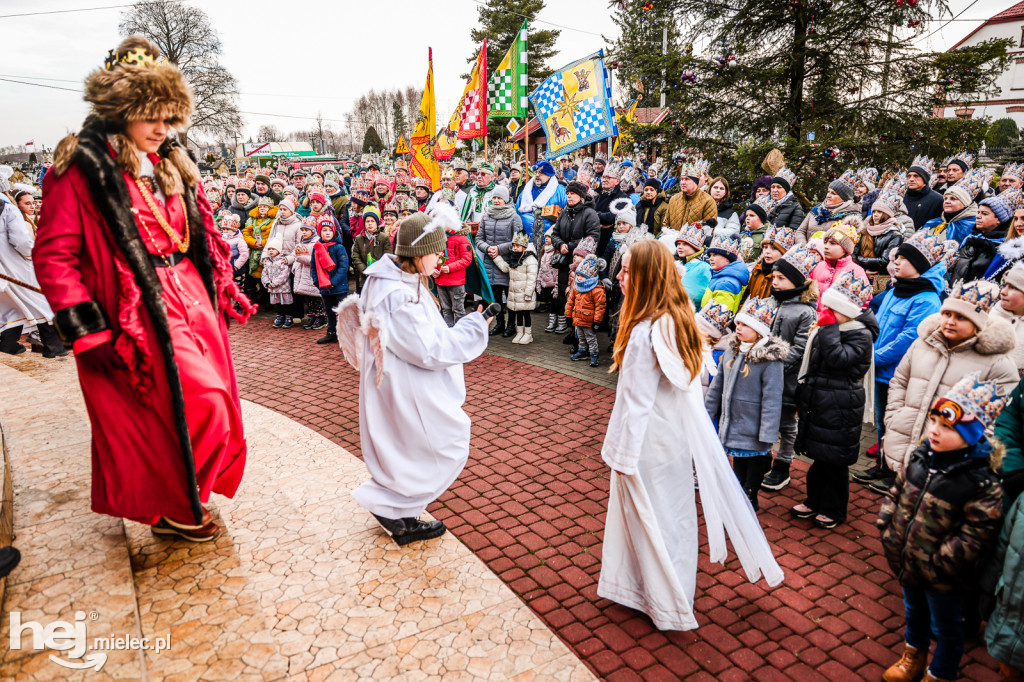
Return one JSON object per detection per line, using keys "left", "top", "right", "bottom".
{"left": 310, "top": 215, "right": 350, "bottom": 345}
{"left": 699, "top": 235, "right": 749, "bottom": 312}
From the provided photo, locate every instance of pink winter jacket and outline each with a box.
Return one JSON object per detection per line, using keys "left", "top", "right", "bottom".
{"left": 537, "top": 242, "right": 559, "bottom": 295}
{"left": 810, "top": 254, "right": 866, "bottom": 314}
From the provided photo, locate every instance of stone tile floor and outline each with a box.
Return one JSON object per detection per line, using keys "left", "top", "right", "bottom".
{"left": 0, "top": 349, "right": 590, "bottom": 681}
{"left": 229, "top": 313, "right": 1005, "bottom": 681}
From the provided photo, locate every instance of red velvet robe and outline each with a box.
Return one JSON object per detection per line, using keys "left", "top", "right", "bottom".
{"left": 34, "top": 156, "right": 247, "bottom": 525}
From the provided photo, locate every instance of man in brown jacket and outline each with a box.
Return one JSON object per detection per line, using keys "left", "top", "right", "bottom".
{"left": 667, "top": 159, "right": 718, "bottom": 230}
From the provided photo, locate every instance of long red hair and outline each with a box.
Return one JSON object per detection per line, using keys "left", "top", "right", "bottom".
{"left": 612, "top": 240, "right": 704, "bottom": 377}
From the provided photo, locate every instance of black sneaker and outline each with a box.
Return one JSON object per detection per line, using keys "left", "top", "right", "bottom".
{"left": 372, "top": 514, "right": 447, "bottom": 546}
{"left": 302, "top": 317, "right": 314, "bottom": 330}
{"left": 761, "top": 461, "right": 791, "bottom": 491}
{"left": 852, "top": 465, "right": 888, "bottom": 483}
{"left": 867, "top": 476, "right": 895, "bottom": 495}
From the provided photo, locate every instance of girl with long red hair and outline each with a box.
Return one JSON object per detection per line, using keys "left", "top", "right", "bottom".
{"left": 598, "top": 239, "right": 783, "bottom": 630}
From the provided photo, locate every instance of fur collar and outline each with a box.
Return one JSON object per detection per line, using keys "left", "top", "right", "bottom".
{"left": 919, "top": 312, "right": 1016, "bottom": 356}
{"left": 727, "top": 334, "right": 791, "bottom": 363}
{"left": 999, "top": 235, "right": 1024, "bottom": 262}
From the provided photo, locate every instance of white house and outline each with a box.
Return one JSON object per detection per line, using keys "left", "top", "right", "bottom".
{"left": 935, "top": 0, "right": 1024, "bottom": 128}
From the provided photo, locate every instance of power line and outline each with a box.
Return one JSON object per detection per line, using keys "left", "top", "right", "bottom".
{"left": 914, "top": 0, "right": 981, "bottom": 46}
{"left": 0, "top": 1, "right": 177, "bottom": 19}
{"left": 0, "top": 77, "right": 82, "bottom": 92}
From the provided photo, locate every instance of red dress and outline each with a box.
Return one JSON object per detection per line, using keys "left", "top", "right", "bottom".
{"left": 34, "top": 154, "right": 247, "bottom": 525}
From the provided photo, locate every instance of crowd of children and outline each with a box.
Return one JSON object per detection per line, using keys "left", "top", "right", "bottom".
{"left": 196, "top": 150, "right": 1024, "bottom": 678}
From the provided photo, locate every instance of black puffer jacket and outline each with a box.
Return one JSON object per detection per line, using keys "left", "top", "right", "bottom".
{"left": 770, "top": 283, "right": 818, "bottom": 407}
{"left": 904, "top": 186, "right": 944, "bottom": 229}
{"left": 853, "top": 229, "right": 903, "bottom": 273}
{"left": 795, "top": 310, "right": 879, "bottom": 466}
{"left": 947, "top": 229, "right": 1005, "bottom": 287}
{"left": 550, "top": 196, "right": 600, "bottom": 271}
{"left": 769, "top": 194, "right": 805, "bottom": 230}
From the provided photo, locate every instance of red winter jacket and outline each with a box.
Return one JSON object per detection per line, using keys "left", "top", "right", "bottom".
{"left": 435, "top": 231, "right": 473, "bottom": 287}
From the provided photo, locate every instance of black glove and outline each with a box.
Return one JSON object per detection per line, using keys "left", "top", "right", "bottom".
{"left": 483, "top": 303, "right": 502, "bottom": 321}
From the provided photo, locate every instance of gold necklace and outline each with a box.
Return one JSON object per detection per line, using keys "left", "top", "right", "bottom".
{"left": 132, "top": 176, "right": 190, "bottom": 253}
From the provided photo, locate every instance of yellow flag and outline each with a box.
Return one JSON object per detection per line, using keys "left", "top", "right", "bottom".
{"left": 612, "top": 97, "right": 640, "bottom": 156}
{"left": 410, "top": 48, "right": 440, "bottom": 191}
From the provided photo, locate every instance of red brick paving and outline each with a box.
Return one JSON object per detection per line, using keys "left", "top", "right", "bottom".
{"left": 230, "top": 319, "right": 1002, "bottom": 681}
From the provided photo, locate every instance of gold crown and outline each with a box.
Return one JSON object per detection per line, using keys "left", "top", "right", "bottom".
{"left": 104, "top": 47, "right": 165, "bottom": 71}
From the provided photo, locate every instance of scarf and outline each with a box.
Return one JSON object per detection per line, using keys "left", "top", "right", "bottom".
{"left": 518, "top": 175, "right": 559, "bottom": 214}
{"left": 507, "top": 248, "right": 527, "bottom": 269}
{"left": 486, "top": 202, "right": 516, "bottom": 220}
{"left": 313, "top": 240, "right": 335, "bottom": 286}
{"left": 576, "top": 274, "right": 599, "bottom": 293}
{"left": 759, "top": 259, "right": 775, "bottom": 275}
{"left": 892, "top": 276, "right": 935, "bottom": 298}
{"left": 938, "top": 203, "right": 979, "bottom": 226}
{"left": 464, "top": 180, "right": 496, "bottom": 219}
{"left": 810, "top": 201, "right": 851, "bottom": 224}
{"left": 865, "top": 215, "right": 900, "bottom": 237}
{"left": 771, "top": 283, "right": 807, "bottom": 303}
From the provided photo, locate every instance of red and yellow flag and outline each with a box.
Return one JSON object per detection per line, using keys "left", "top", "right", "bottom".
{"left": 411, "top": 48, "right": 440, "bottom": 191}
{"left": 434, "top": 41, "right": 488, "bottom": 161}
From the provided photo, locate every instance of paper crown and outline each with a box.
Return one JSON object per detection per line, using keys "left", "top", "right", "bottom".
{"left": 857, "top": 167, "right": 879, "bottom": 187}
{"left": 1001, "top": 188, "right": 1024, "bottom": 212}
{"left": 576, "top": 254, "right": 604, "bottom": 279}
{"left": 381, "top": 202, "right": 400, "bottom": 215}
{"left": 1003, "top": 162, "right": 1024, "bottom": 182}
{"left": 902, "top": 230, "right": 956, "bottom": 269}
{"left": 708, "top": 234, "right": 741, "bottom": 258}
{"left": 909, "top": 155, "right": 935, "bottom": 178}
{"left": 257, "top": 195, "right": 275, "bottom": 207}
{"left": 394, "top": 159, "right": 409, "bottom": 171}
{"left": 753, "top": 193, "right": 779, "bottom": 215}
{"left": 620, "top": 166, "right": 644, "bottom": 187}
{"left": 676, "top": 223, "right": 705, "bottom": 249}
{"left": 374, "top": 174, "right": 393, "bottom": 186}
{"left": 413, "top": 176, "right": 431, "bottom": 187}
{"left": 680, "top": 157, "right": 710, "bottom": 179}
{"left": 953, "top": 167, "right": 992, "bottom": 201}
{"left": 949, "top": 278, "right": 1000, "bottom": 314}
{"left": 883, "top": 170, "right": 909, "bottom": 197}
{"left": 833, "top": 169, "right": 859, "bottom": 192}
{"left": 697, "top": 302, "right": 735, "bottom": 338}
{"left": 236, "top": 178, "right": 254, "bottom": 190}
{"left": 872, "top": 188, "right": 906, "bottom": 218}
{"left": 777, "top": 245, "right": 820, "bottom": 281}
{"left": 594, "top": 152, "right": 608, "bottom": 163}
{"left": 735, "top": 296, "right": 778, "bottom": 336}
{"left": 301, "top": 215, "right": 319, "bottom": 228}
{"left": 103, "top": 46, "right": 167, "bottom": 71}
{"left": 603, "top": 162, "right": 622, "bottom": 179}
{"left": 312, "top": 164, "right": 324, "bottom": 174}
{"left": 512, "top": 231, "right": 531, "bottom": 248}
{"left": 940, "top": 372, "right": 1011, "bottom": 431}
{"left": 763, "top": 224, "right": 795, "bottom": 251}
{"left": 574, "top": 235, "right": 598, "bottom": 256}
{"left": 939, "top": 155, "right": 954, "bottom": 169}
{"left": 948, "top": 151, "right": 976, "bottom": 170}
{"left": 773, "top": 167, "right": 797, "bottom": 189}
{"left": 401, "top": 197, "right": 419, "bottom": 211}
{"left": 830, "top": 269, "right": 873, "bottom": 310}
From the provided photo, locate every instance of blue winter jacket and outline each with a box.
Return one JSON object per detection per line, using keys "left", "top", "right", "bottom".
{"left": 683, "top": 258, "right": 712, "bottom": 305}
{"left": 873, "top": 262, "right": 946, "bottom": 383}
{"left": 310, "top": 232, "right": 349, "bottom": 295}
{"left": 922, "top": 214, "right": 977, "bottom": 247}
{"left": 699, "top": 259, "right": 749, "bottom": 313}
{"left": 516, "top": 182, "right": 567, "bottom": 238}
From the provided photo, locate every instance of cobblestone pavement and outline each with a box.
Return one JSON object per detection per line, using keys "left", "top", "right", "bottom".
{"left": 232, "top": 313, "right": 1003, "bottom": 681}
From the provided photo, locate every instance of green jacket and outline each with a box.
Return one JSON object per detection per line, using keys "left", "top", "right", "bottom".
{"left": 995, "top": 373, "right": 1024, "bottom": 477}
{"left": 985, "top": 495, "right": 1024, "bottom": 670}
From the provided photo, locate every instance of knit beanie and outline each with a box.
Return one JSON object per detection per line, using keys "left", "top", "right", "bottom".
{"left": 264, "top": 236, "right": 284, "bottom": 254}
{"left": 820, "top": 270, "right": 872, "bottom": 318}
{"left": 1004, "top": 262, "right": 1024, "bottom": 293}
{"left": 775, "top": 246, "right": 820, "bottom": 287}
{"left": 279, "top": 196, "right": 298, "bottom": 213}
{"left": 829, "top": 170, "right": 858, "bottom": 203}
{"left": 944, "top": 184, "right": 973, "bottom": 208}
{"left": 566, "top": 181, "right": 589, "bottom": 199}
{"left": 492, "top": 185, "right": 510, "bottom": 203}
{"left": 941, "top": 279, "right": 1000, "bottom": 331}
{"left": 644, "top": 178, "right": 662, "bottom": 192}
{"left": 362, "top": 206, "right": 381, "bottom": 229}
{"left": 255, "top": 174, "right": 272, "bottom": 186}
{"left": 932, "top": 373, "right": 1010, "bottom": 446}
{"left": 980, "top": 195, "right": 1013, "bottom": 225}
{"left": 823, "top": 218, "right": 859, "bottom": 256}
{"left": 395, "top": 211, "right": 447, "bottom": 257}
{"left": 532, "top": 160, "right": 556, "bottom": 177}
{"left": 310, "top": 191, "right": 327, "bottom": 206}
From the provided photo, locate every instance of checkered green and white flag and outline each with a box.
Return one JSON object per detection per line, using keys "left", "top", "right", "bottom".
{"left": 487, "top": 20, "right": 528, "bottom": 118}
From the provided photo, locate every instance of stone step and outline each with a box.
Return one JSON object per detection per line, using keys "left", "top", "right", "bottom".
{"left": 0, "top": 354, "right": 593, "bottom": 681}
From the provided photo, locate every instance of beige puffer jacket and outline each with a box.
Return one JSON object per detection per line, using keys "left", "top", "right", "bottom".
{"left": 492, "top": 244, "right": 539, "bottom": 311}
{"left": 884, "top": 313, "right": 1018, "bottom": 472}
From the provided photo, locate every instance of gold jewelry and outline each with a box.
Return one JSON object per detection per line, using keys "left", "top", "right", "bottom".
{"left": 132, "top": 176, "right": 190, "bottom": 253}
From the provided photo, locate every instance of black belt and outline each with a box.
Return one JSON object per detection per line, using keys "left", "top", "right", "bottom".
{"left": 150, "top": 252, "right": 187, "bottom": 267}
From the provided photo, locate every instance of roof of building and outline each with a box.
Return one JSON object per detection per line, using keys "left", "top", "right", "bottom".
{"left": 951, "top": 0, "right": 1024, "bottom": 50}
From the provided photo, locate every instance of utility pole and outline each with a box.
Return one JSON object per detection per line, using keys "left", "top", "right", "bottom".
{"left": 880, "top": 21, "right": 895, "bottom": 111}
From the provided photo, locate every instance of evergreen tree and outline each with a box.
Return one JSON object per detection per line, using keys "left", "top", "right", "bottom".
{"left": 28, "top": 152, "right": 36, "bottom": 165}
{"left": 362, "top": 126, "right": 384, "bottom": 153}
{"left": 612, "top": 0, "right": 1011, "bottom": 200}
{"left": 466, "top": 0, "right": 559, "bottom": 93}
{"left": 392, "top": 101, "right": 408, "bottom": 142}
{"left": 988, "top": 118, "right": 1020, "bottom": 148}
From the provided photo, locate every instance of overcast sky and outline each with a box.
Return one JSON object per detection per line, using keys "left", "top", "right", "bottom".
{"left": 0, "top": 0, "right": 1013, "bottom": 151}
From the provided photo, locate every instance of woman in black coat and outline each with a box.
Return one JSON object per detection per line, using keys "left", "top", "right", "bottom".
{"left": 550, "top": 181, "right": 600, "bottom": 332}
{"left": 794, "top": 307, "right": 879, "bottom": 528}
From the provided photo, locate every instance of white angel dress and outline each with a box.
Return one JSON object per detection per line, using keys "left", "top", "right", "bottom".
{"left": 598, "top": 315, "right": 784, "bottom": 631}
{"left": 0, "top": 197, "right": 53, "bottom": 334}
{"left": 336, "top": 254, "right": 489, "bottom": 519}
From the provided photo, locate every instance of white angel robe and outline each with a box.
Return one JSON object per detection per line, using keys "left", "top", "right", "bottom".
{"left": 0, "top": 198, "right": 53, "bottom": 333}
{"left": 599, "top": 316, "right": 784, "bottom": 631}
{"left": 348, "top": 255, "right": 489, "bottom": 519}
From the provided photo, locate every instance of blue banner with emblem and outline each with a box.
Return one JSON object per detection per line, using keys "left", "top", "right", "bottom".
{"left": 528, "top": 50, "right": 618, "bottom": 160}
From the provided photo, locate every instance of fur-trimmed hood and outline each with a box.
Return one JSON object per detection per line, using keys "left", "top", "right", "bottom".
{"left": 998, "top": 234, "right": 1024, "bottom": 262}
{"left": 727, "top": 334, "right": 791, "bottom": 363}
{"left": 919, "top": 312, "right": 1016, "bottom": 356}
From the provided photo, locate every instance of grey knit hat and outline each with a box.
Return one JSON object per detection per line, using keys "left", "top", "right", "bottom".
{"left": 395, "top": 210, "right": 449, "bottom": 257}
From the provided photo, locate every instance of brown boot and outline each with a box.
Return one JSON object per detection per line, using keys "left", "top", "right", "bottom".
{"left": 883, "top": 645, "right": 927, "bottom": 682}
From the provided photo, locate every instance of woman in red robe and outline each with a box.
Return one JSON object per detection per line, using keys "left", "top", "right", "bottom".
{"left": 33, "top": 36, "right": 255, "bottom": 541}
